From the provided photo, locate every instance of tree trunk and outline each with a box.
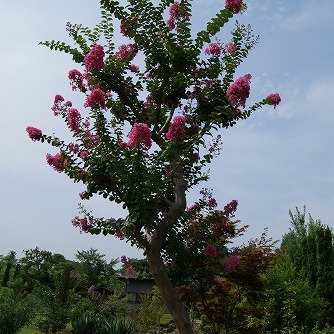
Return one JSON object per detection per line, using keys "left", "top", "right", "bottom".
{"left": 146, "top": 248, "right": 194, "bottom": 334}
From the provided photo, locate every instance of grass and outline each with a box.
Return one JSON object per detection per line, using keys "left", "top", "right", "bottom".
{"left": 18, "top": 326, "right": 40, "bottom": 334}
{"left": 18, "top": 323, "right": 72, "bottom": 334}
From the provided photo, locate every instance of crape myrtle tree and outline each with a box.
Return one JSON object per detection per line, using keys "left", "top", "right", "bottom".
{"left": 27, "top": 0, "right": 280, "bottom": 332}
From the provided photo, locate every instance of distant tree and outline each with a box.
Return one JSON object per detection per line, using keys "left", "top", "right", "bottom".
{"left": 20, "top": 247, "right": 53, "bottom": 287}
{"left": 27, "top": 0, "right": 280, "bottom": 331}
{"left": 51, "top": 253, "right": 67, "bottom": 265}
{"left": 263, "top": 249, "right": 325, "bottom": 333}
{"left": 280, "top": 207, "right": 334, "bottom": 328}
{"left": 75, "top": 248, "right": 111, "bottom": 287}
{"left": 1, "top": 251, "right": 16, "bottom": 287}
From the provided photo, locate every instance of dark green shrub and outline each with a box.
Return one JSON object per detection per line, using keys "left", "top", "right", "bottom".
{"left": 0, "top": 287, "right": 33, "bottom": 334}
{"left": 34, "top": 305, "right": 69, "bottom": 333}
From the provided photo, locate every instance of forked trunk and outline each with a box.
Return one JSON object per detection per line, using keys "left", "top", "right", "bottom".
{"left": 146, "top": 248, "right": 194, "bottom": 334}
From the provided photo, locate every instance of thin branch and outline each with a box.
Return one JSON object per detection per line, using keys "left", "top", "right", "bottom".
{"left": 158, "top": 105, "right": 177, "bottom": 136}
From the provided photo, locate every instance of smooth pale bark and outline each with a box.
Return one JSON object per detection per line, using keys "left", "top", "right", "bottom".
{"left": 146, "top": 247, "right": 194, "bottom": 334}
{"left": 134, "top": 147, "right": 194, "bottom": 333}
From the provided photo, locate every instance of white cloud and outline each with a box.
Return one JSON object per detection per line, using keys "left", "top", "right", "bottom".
{"left": 306, "top": 81, "right": 334, "bottom": 110}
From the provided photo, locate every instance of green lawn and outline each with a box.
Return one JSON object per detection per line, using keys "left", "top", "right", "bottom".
{"left": 18, "top": 327, "right": 40, "bottom": 334}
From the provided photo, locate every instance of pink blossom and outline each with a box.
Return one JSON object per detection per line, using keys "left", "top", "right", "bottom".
{"left": 69, "top": 143, "right": 80, "bottom": 153}
{"left": 125, "top": 266, "right": 136, "bottom": 279}
{"left": 225, "top": 0, "right": 243, "bottom": 14}
{"left": 46, "top": 152, "right": 67, "bottom": 172}
{"left": 205, "top": 43, "right": 221, "bottom": 56}
{"left": 222, "top": 249, "right": 240, "bottom": 273}
{"left": 266, "top": 93, "right": 281, "bottom": 108}
{"left": 68, "top": 69, "right": 86, "bottom": 92}
{"left": 127, "top": 123, "right": 152, "bottom": 149}
{"left": 129, "top": 64, "right": 139, "bottom": 73}
{"left": 121, "top": 256, "right": 137, "bottom": 279}
{"left": 84, "top": 88, "right": 106, "bottom": 108}
{"left": 205, "top": 244, "right": 218, "bottom": 258}
{"left": 54, "top": 94, "right": 64, "bottom": 103}
{"left": 83, "top": 119, "right": 90, "bottom": 128}
{"left": 226, "top": 74, "right": 252, "bottom": 108}
{"left": 72, "top": 215, "right": 93, "bottom": 232}
{"left": 169, "top": 1, "right": 181, "bottom": 17}
{"left": 87, "top": 285, "right": 95, "bottom": 294}
{"left": 82, "top": 132, "right": 100, "bottom": 148}
{"left": 84, "top": 44, "right": 105, "bottom": 72}
{"left": 79, "top": 191, "right": 91, "bottom": 200}
{"left": 166, "top": 16, "right": 176, "bottom": 30}
{"left": 119, "top": 140, "right": 129, "bottom": 150}
{"left": 225, "top": 42, "right": 236, "bottom": 54}
{"left": 67, "top": 108, "right": 81, "bottom": 132}
{"left": 79, "top": 150, "right": 89, "bottom": 160}
{"left": 116, "top": 43, "right": 138, "bottom": 63}
{"left": 143, "top": 95, "right": 156, "bottom": 111}
{"left": 120, "top": 16, "right": 138, "bottom": 36}
{"left": 166, "top": 115, "right": 186, "bottom": 143}
{"left": 26, "top": 126, "right": 42, "bottom": 141}
{"left": 208, "top": 197, "right": 218, "bottom": 209}
{"left": 166, "top": 1, "right": 189, "bottom": 30}
{"left": 224, "top": 199, "right": 238, "bottom": 217}
{"left": 113, "top": 227, "right": 126, "bottom": 240}
{"left": 51, "top": 95, "right": 65, "bottom": 116}
{"left": 187, "top": 203, "right": 200, "bottom": 212}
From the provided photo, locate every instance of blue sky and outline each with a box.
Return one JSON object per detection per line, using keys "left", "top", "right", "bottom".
{"left": 1, "top": 0, "right": 333, "bottom": 261}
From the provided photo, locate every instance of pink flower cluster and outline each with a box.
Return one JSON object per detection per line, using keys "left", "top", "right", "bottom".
{"left": 224, "top": 199, "right": 238, "bottom": 217}
{"left": 225, "top": 0, "right": 243, "bottom": 14}
{"left": 116, "top": 43, "right": 138, "bottom": 63}
{"left": 71, "top": 215, "right": 93, "bottom": 233}
{"left": 226, "top": 74, "right": 252, "bottom": 108}
{"left": 205, "top": 43, "right": 221, "bottom": 56}
{"left": 67, "top": 108, "right": 81, "bottom": 132}
{"left": 84, "top": 44, "right": 105, "bottom": 72}
{"left": 68, "top": 69, "right": 86, "bottom": 92}
{"left": 26, "top": 126, "right": 42, "bottom": 141}
{"left": 127, "top": 123, "right": 152, "bottom": 149}
{"left": 51, "top": 94, "right": 64, "bottom": 115}
{"left": 84, "top": 88, "right": 106, "bottom": 108}
{"left": 120, "top": 15, "right": 138, "bottom": 36}
{"left": 187, "top": 188, "right": 218, "bottom": 212}
{"left": 46, "top": 152, "right": 67, "bottom": 172}
{"left": 143, "top": 95, "right": 156, "bottom": 111}
{"left": 69, "top": 143, "right": 80, "bottom": 153}
{"left": 79, "top": 149, "right": 89, "bottom": 160}
{"left": 166, "top": 115, "right": 186, "bottom": 143}
{"left": 51, "top": 94, "right": 73, "bottom": 116}
{"left": 205, "top": 244, "right": 218, "bottom": 258}
{"left": 187, "top": 203, "right": 201, "bottom": 212}
{"left": 129, "top": 64, "right": 139, "bottom": 73}
{"left": 79, "top": 191, "right": 90, "bottom": 200}
{"left": 266, "top": 93, "right": 281, "bottom": 108}
{"left": 166, "top": 1, "right": 190, "bottom": 30}
{"left": 121, "top": 256, "right": 136, "bottom": 279}
{"left": 222, "top": 249, "right": 240, "bottom": 274}
{"left": 114, "top": 228, "right": 126, "bottom": 240}
{"left": 88, "top": 285, "right": 95, "bottom": 294}
{"left": 225, "top": 42, "right": 236, "bottom": 54}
